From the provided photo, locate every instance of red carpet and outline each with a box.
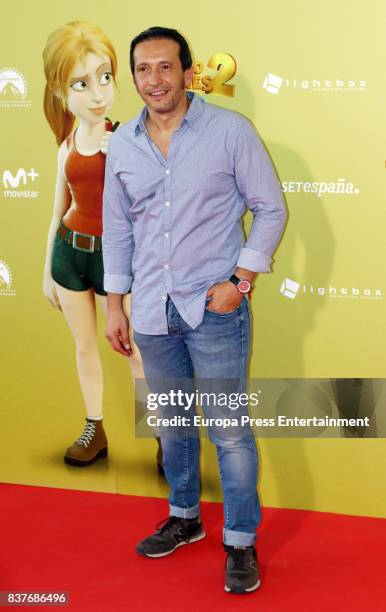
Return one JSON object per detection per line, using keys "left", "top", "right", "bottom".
{"left": 0, "top": 483, "right": 385, "bottom": 611}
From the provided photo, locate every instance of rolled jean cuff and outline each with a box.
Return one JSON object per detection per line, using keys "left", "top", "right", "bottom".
{"left": 223, "top": 528, "right": 256, "bottom": 547}
{"left": 170, "top": 503, "right": 200, "bottom": 519}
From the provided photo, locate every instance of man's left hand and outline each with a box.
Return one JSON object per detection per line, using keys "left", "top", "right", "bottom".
{"left": 206, "top": 281, "right": 243, "bottom": 313}
{"left": 100, "top": 130, "right": 113, "bottom": 155}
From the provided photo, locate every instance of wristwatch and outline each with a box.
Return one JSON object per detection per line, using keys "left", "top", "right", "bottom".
{"left": 229, "top": 275, "right": 251, "bottom": 294}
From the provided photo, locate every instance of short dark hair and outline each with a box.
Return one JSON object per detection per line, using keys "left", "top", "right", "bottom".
{"left": 130, "top": 26, "right": 193, "bottom": 74}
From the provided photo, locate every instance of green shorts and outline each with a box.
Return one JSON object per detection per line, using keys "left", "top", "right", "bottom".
{"left": 51, "top": 226, "right": 107, "bottom": 296}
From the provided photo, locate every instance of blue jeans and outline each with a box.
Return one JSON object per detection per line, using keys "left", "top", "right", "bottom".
{"left": 133, "top": 297, "right": 261, "bottom": 546}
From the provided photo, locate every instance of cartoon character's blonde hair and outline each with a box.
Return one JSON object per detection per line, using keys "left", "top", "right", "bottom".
{"left": 42, "top": 21, "right": 117, "bottom": 145}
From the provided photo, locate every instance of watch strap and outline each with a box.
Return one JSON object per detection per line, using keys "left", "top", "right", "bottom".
{"left": 229, "top": 275, "right": 241, "bottom": 287}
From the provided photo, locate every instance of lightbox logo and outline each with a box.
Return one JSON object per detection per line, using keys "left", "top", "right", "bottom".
{"left": 280, "top": 278, "right": 300, "bottom": 299}
{"left": 0, "top": 260, "right": 16, "bottom": 297}
{"left": 280, "top": 278, "right": 382, "bottom": 301}
{"left": 262, "top": 73, "right": 283, "bottom": 95}
{"left": 0, "top": 68, "right": 31, "bottom": 108}
{"left": 281, "top": 178, "right": 360, "bottom": 198}
{"left": 2, "top": 168, "right": 39, "bottom": 199}
{"left": 262, "top": 72, "right": 366, "bottom": 94}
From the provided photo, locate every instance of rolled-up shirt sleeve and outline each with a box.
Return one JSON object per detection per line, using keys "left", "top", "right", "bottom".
{"left": 102, "top": 144, "right": 134, "bottom": 293}
{"left": 233, "top": 118, "right": 287, "bottom": 273}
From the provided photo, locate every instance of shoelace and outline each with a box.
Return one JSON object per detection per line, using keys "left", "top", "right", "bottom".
{"left": 155, "top": 516, "right": 190, "bottom": 541}
{"left": 228, "top": 547, "right": 253, "bottom": 573}
{"left": 155, "top": 516, "right": 182, "bottom": 534}
{"left": 75, "top": 421, "right": 96, "bottom": 447}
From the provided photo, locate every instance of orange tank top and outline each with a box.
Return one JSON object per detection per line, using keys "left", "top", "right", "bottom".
{"left": 62, "top": 120, "right": 112, "bottom": 237}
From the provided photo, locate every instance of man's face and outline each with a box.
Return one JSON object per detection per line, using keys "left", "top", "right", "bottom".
{"left": 133, "top": 38, "right": 192, "bottom": 114}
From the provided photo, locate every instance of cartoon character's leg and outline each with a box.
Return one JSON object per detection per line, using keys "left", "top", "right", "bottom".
{"left": 97, "top": 293, "right": 164, "bottom": 475}
{"left": 54, "top": 282, "right": 108, "bottom": 467}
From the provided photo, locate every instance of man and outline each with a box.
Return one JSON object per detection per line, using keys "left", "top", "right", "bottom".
{"left": 103, "top": 26, "right": 286, "bottom": 594}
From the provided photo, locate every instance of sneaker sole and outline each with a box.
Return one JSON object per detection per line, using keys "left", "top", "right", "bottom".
{"left": 64, "top": 446, "right": 108, "bottom": 467}
{"left": 224, "top": 578, "right": 261, "bottom": 594}
{"left": 137, "top": 530, "right": 206, "bottom": 558}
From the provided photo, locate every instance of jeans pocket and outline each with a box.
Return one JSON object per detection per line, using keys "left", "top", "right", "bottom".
{"left": 205, "top": 305, "right": 240, "bottom": 317}
{"left": 205, "top": 295, "right": 247, "bottom": 317}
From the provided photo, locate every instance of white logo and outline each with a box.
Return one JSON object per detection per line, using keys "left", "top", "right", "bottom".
{"left": 2, "top": 168, "right": 39, "bottom": 199}
{"left": 281, "top": 179, "right": 360, "bottom": 198}
{"left": 280, "top": 278, "right": 300, "bottom": 299}
{"left": 0, "top": 68, "right": 31, "bottom": 108}
{"left": 263, "top": 73, "right": 366, "bottom": 95}
{"left": 0, "top": 260, "right": 16, "bottom": 296}
{"left": 262, "top": 73, "right": 283, "bottom": 95}
{"left": 280, "top": 278, "right": 382, "bottom": 301}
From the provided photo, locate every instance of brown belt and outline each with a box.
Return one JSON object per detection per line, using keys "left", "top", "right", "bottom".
{"left": 58, "top": 222, "right": 102, "bottom": 253}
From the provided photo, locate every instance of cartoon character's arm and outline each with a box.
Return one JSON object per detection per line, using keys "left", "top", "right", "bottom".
{"left": 43, "top": 140, "right": 72, "bottom": 309}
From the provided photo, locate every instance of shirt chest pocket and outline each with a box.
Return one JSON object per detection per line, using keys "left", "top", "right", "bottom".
{"left": 128, "top": 188, "right": 157, "bottom": 222}
{"left": 118, "top": 172, "right": 159, "bottom": 220}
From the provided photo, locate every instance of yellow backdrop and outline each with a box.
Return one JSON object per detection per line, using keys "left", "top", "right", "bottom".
{"left": 1, "top": 0, "right": 385, "bottom": 518}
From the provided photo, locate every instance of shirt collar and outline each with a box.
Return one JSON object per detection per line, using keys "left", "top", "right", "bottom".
{"left": 133, "top": 91, "right": 205, "bottom": 136}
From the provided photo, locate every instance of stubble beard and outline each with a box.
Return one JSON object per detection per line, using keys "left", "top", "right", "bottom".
{"left": 144, "top": 76, "right": 187, "bottom": 115}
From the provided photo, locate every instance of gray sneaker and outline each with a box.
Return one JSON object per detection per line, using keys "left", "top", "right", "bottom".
{"left": 224, "top": 544, "right": 260, "bottom": 593}
{"left": 137, "top": 516, "right": 206, "bottom": 558}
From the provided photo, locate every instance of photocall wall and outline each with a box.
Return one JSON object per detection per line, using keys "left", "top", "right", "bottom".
{"left": 1, "top": 0, "right": 385, "bottom": 518}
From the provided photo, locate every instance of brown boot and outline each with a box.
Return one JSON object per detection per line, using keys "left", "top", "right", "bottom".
{"left": 64, "top": 418, "right": 108, "bottom": 467}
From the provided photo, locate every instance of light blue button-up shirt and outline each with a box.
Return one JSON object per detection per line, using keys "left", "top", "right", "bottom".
{"left": 103, "top": 92, "right": 287, "bottom": 334}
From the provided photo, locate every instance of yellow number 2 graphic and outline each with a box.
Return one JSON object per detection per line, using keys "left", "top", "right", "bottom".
{"left": 207, "top": 53, "right": 237, "bottom": 97}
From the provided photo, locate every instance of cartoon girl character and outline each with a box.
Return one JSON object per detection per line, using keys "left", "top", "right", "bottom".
{"left": 42, "top": 21, "right": 163, "bottom": 470}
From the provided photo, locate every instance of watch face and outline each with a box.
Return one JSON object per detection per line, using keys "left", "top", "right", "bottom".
{"left": 238, "top": 279, "right": 251, "bottom": 294}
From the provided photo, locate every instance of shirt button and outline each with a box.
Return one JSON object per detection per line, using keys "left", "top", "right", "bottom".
{"left": 164, "top": 232, "right": 169, "bottom": 238}
{"left": 164, "top": 264, "right": 169, "bottom": 270}
{"left": 165, "top": 201, "right": 170, "bottom": 207}
{"left": 165, "top": 169, "right": 170, "bottom": 175}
